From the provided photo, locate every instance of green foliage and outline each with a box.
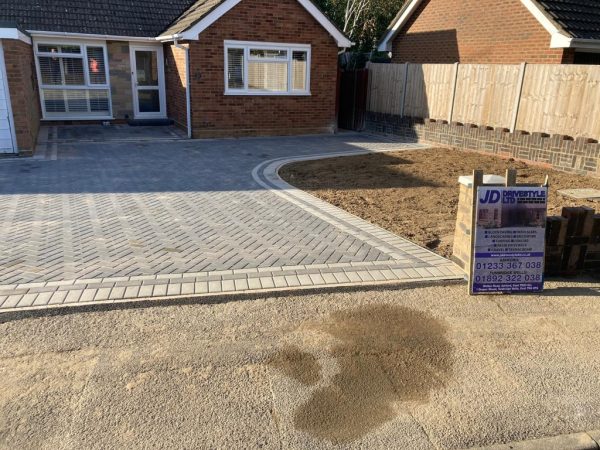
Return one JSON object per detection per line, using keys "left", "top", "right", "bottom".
{"left": 314, "top": 0, "right": 405, "bottom": 52}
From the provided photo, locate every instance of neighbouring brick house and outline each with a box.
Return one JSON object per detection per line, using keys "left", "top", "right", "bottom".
{"left": 378, "top": 0, "right": 600, "bottom": 65}
{"left": 0, "top": 0, "right": 351, "bottom": 154}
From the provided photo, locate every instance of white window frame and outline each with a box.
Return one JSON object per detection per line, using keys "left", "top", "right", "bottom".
{"left": 224, "top": 40, "right": 311, "bottom": 96}
{"left": 33, "top": 38, "right": 113, "bottom": 120}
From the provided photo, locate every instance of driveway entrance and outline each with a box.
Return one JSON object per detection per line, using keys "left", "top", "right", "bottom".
{"left": 0, "top": 133, "right": 462, "bottom": 310}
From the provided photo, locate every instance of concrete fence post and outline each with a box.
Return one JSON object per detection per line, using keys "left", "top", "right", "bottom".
{"left": 448, "top": 62, "right": 460, "bottom": 123}
{"left": 510, "top": 62, "right": 527, "bottom": 133}
{"left": 400, "top": 62, "right": 409, "bottom": 118}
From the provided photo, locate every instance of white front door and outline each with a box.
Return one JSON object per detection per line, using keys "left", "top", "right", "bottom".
{"left": 130, "top": 45, "right": 167, "bottom": 119}
{"left": 0, "top": 43, "right": 16, "bottom": 154}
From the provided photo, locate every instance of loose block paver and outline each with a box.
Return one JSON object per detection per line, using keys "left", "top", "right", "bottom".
{"left": 0, "top": 132, "right": 463, "bottom": 311}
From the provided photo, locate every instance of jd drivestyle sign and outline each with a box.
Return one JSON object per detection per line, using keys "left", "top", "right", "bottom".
{"left": 471, "top": 186, "right": 548, "bottom": 294}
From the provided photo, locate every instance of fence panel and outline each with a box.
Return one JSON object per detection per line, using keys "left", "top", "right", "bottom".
{"left": 366, "top": 63, "right": 406, "bottom": 115}
{"left": 364, "top": 62, "right": 600, "bottom": 141}
{"left": 403, "top": 64, "right": 455, "bottom": 119}
{"left": 452, "top": 64, "right": 521, "bottom": 129}
{"left": 517, "top": 64, "right": 600, "bottom": 139}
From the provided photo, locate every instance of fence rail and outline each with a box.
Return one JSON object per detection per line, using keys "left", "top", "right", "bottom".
{"left": 367, "top": 62, "right": 600, "bottom": 140}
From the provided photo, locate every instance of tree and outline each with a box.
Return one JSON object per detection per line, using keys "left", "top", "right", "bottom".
{"left": 315, "top": 0, "right": 405, "bottom": 52}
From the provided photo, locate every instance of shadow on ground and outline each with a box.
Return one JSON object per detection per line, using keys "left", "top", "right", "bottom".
{"left": 268, "top": 304, "right": 453, "bottom": 443}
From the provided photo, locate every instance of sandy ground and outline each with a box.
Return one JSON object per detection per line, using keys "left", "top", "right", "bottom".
{"left": 1, "top": 281, "right": 600, "bottom": 449}
{"left": 279, "top": 148, "right": 600, "bottom": 258}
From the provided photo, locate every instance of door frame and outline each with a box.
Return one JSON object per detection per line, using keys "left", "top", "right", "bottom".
{"left": 129, "top": 44, "right": 167, "bottom": 119}
{"left": 0, "top": 41, "right": 17, "bottom": 154}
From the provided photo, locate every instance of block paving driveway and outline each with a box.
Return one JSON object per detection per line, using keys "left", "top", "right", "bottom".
{"left": 0, "top": 130, "right": 463, "bottom": 310}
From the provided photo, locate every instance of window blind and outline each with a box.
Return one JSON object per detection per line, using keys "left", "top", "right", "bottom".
{"left": 35, "top": 42, "right": 111, "bottom": 118}
{"left": 225, "top": 42, "right": 310, "bottom": 95}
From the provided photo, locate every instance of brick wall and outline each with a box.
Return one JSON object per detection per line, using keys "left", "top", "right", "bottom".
{"left": 366, "top": 113, "right": 600, "bottom": 177}
{"left": 164, "top": 43, "right": 188, "bottom": 132}
{"left": 107, "top": 41, "right": 133, "bottom": 120}
{"left": 187, "top": 0, "right": 339, "bottom": 138}
{"left": 1, "top": 39, "right": 40, "bottom": 153}
{"left": 391, "top": 0, "right": 571, "bottom": 64}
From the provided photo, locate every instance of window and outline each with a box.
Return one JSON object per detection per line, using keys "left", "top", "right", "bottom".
{"left": 225, "top": 41, "right": 310, "bottom": 95}
{"left": 34, "top": 42, "right": 111, "bottom": 119}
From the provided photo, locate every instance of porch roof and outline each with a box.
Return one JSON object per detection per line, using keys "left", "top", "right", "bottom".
{"left": 0, "top": 0, "right": 197, "bottom": 38}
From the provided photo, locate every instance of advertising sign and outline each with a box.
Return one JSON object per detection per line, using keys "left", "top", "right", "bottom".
{"left": 471, "top": 186, "right": 548, "bottom": 294}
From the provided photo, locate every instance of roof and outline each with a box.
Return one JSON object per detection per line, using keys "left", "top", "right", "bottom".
{"left": 161, "top": 0, "right": 224, "bottom": 36}
{"left": 0, "top": 0, "right": 352, "bottom": 46}
{"left": 535, "top": 0, "right": 600, "bottom": 40}
{"left": 159, "top": 0, "right": 353, "bottom": 47}
{"left": 0, "top": 0, "right": 197, "bottom": 37}
{"left": 378, "top": 0, "right": 600, "bottom": 52}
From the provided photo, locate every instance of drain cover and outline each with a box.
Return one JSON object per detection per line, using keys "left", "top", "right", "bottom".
{"left": 558, "top": 188, "right": 600, "bottom": 201}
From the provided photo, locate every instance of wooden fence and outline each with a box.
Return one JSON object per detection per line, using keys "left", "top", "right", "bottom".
{"left": 367, "top": 62, "right": 600, "bottom": 140}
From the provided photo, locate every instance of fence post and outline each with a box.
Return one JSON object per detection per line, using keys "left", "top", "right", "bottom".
{"left": 365, "top": 62, "right": 371, "bottom": 114}
{"left": 400, "top": 62, "right": 409, "bottom": 118}
{"left": 448, "top": 62, "right": 460, "bottom": 123}
{"left": 510, "top": 62, "right": 527, "bottom": 133}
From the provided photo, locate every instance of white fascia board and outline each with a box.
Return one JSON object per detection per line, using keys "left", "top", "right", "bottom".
{"left": 377, "top": 0, "right": 423, "bottom": 52}
{"left": 519, "top": 0, "right": 562, "bottom": 35}
{"left": 520, "top": 0, "right": 580, "bottom": 48}
{"left": 296, "top": 0, "right": 353, "bottom": 47}
{"left": 27, "top": 30, "right": 157, "bottom": 42}
{"left": 177, "top": 0, "right": 244, "bottom": 40}
{"left": 0, "top": 28, "right": 32, "bottom": 44}
{"left": 550, "top": 33, "right": 573, "bottom": 48}
{"left": 176, "top": 0, "right": 353, "bottom": 48}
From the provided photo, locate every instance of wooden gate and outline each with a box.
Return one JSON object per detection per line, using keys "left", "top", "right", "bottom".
{"left": 338, "top": 69, "right": 369, "bottom": 131}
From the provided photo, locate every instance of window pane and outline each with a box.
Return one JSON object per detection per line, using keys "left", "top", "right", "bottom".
{"left": 38, "top": 44, "right": 81, "bottom": 54}
{"left": 138, "top": 90, "right": 161, "bottom": 113}
{"left": 89, "top": 90, "right": 110, "bottom": 113}
{"left": 39, "top": 56, "right": 84, "bottom": 85}
{"left": 250, "top": 49, "right": 287, "bottom": 60}
{"left": 65, "top": 90, "right": 89, "bottom": 112}
{"left": 227, "top": 48, "right": 244, "bottom": 89}
{"left": 38, "top": 56, "right": 63, "bottom": 85}
{"left": 87, "top": 47, "right": 107, "bottom": 85}
{"left": 135, "top": 51, "right": 159, "bottom": 86}
{"left": 248, "top": 61, "right": 288, "bottom": 92}
{"left": 42, "top": 89, "right": 110, "bottom": 116}
{"left": 62, "top": 58, "right": 85, "bottom": 85}
{"left": 43, "top": 90, "right": 66, "bottom": 113}
{"left": 292, "top": 51, "right": 307, "bottom": 91}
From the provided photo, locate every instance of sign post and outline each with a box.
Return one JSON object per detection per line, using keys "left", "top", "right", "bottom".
{"left": 469, "top": 170, "right": 548, "bottom": 295}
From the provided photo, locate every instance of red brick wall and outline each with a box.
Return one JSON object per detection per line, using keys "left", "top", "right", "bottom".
{"left": 1, "top": 39, "right": 40, "bottom": 152}
{"left": 164, "top": 43, "right": 189, "bottom": 132}
{"left": 187, "top": 0, "right": 339, "bottom": 138}
{"left": 391, "top": 0, "right": 571, "bottom": 64}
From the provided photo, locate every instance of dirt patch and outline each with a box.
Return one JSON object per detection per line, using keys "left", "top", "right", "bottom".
{"left": 269, "top": 305, "right": 452, "bottom": 443}
{"left": 280, "top": 148, "right": 600, "bottom": 257}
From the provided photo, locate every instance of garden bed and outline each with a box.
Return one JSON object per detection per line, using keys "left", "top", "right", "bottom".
{"left": 279, "top": 147, "right": 600, "bottom": 258}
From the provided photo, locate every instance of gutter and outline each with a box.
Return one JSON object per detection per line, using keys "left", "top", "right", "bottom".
{"left": 173, "top": 36, "right": 192, "bottom": 139}
{"left": 551, "top": 33, "right": 600, "bottom": 52}
{"left": 27, "top": 30, "right": 158, "bottom": 42}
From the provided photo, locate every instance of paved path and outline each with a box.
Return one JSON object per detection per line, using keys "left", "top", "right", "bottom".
{"left": 0, "top": 133, "right": 462, "bottom": 310}
{"left": 1, "top": 281, "right": 599, "bottom": 449}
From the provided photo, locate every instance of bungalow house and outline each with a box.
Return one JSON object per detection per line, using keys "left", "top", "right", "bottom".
{"left": 378, "top": 0, "right": 600, "bottom": 65}
{"left": 0, "top": 0, "right": 352, "bottom": 154}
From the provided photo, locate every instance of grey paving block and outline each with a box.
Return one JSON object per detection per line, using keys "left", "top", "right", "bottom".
{"left": 0, "top": 133, "right": 461, "bottom": 311}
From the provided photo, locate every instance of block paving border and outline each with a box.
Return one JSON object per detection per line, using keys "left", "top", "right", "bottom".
{"left": 0, "top": 142, "right": 464, "bottom": 312}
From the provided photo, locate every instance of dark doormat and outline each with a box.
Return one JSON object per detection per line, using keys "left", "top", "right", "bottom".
{"left": 128, "top": 119, "right": 174, "bottom": 127}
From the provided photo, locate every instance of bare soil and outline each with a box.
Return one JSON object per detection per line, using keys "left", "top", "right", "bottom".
{"left": 279, "top": 147, "right": 600, "bottom": 257}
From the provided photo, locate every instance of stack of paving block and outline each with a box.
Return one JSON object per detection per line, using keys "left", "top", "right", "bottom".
{"left": 545, "top": 207, "right": 600, "bottom": 276}
{"left": 451, "top": 181, "right": 475, "bottom": 271}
